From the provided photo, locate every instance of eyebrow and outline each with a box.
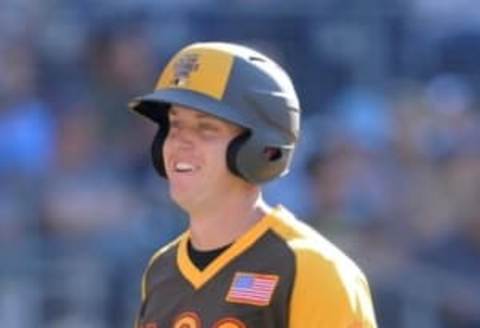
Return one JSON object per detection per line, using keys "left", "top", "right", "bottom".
{"left": 195, "top": 112, "right": 210, "bottom": 119}
{"left": 169, "top": 108, "right": 212, "bottom": 120}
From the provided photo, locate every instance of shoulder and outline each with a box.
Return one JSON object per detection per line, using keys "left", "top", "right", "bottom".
{"left": 141, "top": 232, "right": 187, "bottom": 301}
{"left": 147, "top": 232, "right": 186, "bottom": 267}
{"left": 269, "top": 206, "right": 377, "bottom": 327}
{"left": 269, "top": 205, "right": 365, "bottom": 278}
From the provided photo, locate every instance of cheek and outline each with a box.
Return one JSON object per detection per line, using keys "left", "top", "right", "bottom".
{"left": 205, "top": 142, "right": 230, "bottom": 174}
{"left": 161, "top": 139, "right": 171, "bottom": 164}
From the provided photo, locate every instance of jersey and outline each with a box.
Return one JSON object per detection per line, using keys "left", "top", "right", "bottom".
{"left": 136, "top": 206, "right": 377, "bottom": 328}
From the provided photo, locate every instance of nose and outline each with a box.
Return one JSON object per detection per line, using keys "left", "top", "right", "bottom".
{"left": 167, "top": 125, "right": 195, "bottom": 149}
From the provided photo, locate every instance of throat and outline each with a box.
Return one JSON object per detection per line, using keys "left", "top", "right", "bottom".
{"left": 187, "top": 239, "right": 232, "bottom": 270}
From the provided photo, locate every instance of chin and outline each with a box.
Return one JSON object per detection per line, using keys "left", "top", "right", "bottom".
{"left": 170, "top": 189, "right": 201, "bottom": 212}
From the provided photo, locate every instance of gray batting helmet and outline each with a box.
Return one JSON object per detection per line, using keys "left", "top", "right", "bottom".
{"left": 128, "top": 42, "right": 301, "bottom": 184}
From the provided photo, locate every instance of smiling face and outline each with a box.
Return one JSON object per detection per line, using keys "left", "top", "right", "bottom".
{"left": 163, "top": 105, "right": 246, "bottom": 213}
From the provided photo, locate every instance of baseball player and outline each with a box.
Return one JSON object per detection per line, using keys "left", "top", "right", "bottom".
{"left": 129, "top": 42, "right": 377, "bottom": 327}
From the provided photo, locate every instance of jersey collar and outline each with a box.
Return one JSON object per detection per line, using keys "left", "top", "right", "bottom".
{"left": 176, "top": 207, "right": 281, "bottom": 289}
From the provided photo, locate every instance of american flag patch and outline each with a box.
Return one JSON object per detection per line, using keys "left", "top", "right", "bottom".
{"left": 226, "top": 272, "right": 279, "bottom": 306}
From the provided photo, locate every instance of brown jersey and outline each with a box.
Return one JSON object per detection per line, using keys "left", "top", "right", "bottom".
{"left": 136, "top": 206, "right": 377, "bottom": 328}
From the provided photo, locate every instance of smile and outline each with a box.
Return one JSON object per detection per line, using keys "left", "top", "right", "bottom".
{"left": 173, "top": 161, "right": 199, "bottom": 173}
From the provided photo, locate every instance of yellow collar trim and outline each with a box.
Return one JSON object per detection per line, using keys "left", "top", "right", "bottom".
{"left": 177, "top": 207, "right": 281, "bottom": 289}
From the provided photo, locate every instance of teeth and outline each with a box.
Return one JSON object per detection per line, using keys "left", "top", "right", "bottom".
{"left": 175, "top": 162, "right": 195, "bottom": 172}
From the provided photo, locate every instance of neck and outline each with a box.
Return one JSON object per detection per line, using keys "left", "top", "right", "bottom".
{"left": 187, "top": 188, "right": 271, "bottom": 250}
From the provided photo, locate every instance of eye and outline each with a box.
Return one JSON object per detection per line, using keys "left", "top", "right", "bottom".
{"left": 170, "top": 120, "right": 181, "bottom": 130}
{"left": 198, "top": 122, "right": 220, "bottom": 135}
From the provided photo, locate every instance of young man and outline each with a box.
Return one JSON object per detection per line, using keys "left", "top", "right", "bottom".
{"left": 129, "top": 42, "right": 377, "bottom": 328}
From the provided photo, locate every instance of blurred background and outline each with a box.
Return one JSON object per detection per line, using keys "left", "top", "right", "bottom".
{"left": 1, "top": 0, "right": 480, "bottom": 327}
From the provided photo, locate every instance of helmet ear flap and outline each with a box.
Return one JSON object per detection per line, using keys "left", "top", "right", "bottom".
{"left": 227, "top": 130, "right": 252, "bottom": 179}
{"left": 227, "top": 130, "right": 292, "bottom": 184}
{"left": 151, "top": 119, "right": 169, "bottom": 178}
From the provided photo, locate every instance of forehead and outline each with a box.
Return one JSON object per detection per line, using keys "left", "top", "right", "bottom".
{"left": 168, "top": 105, "right": 211, "bottom": 119}
{"left": 168, "top": 105, "right": 242, "bottom": 129}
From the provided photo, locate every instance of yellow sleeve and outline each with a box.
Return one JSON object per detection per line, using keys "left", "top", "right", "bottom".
{"left": 289, "top": 241, "right": 377, "bottom": 328}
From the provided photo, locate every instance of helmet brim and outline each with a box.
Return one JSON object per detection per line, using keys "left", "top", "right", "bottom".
{"left": 128, "top": 88, "right": 250, "bottom": 129}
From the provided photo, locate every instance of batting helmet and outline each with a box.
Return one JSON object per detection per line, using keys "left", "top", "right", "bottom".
{"left": 129, "top": 42, "right": 301, "bottom": 184}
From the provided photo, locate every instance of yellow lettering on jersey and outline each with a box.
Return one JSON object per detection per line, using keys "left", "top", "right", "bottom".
{"left": 213, "top": 318, "right": 246, "bottom": 328}
{"left": 172, "top": 312, "right": 201, "bottom": 328}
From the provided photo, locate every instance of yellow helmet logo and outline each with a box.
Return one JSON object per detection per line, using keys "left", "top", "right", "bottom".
{"left": 155, "top": 46, "right": 234, "bottom": 101}
{"left": 171, "top": 53, "right": 200, "bottom": 87}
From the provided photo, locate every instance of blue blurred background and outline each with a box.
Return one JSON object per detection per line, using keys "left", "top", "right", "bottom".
{"left": 1, "top": 0, "right": 480, "bottom": 327}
